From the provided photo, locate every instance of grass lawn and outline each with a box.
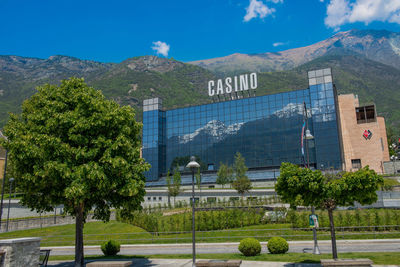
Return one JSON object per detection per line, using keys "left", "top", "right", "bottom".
{"left": 48, "top": 252, "right": 400, "bottom": 265}
{"left": 0, "top": 221, "right": 151, "bottom": 246}
{"left": 1, "top": 221, "right": 399, "bottom": 246}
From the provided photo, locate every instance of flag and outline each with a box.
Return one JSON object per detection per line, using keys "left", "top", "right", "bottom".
{"left": 301, "top": 121, "right": 305, "bottom": 156}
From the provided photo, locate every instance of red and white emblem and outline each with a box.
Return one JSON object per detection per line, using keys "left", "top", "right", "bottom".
{"left": 363, "top": 130, "right": 372, "bottom": 140}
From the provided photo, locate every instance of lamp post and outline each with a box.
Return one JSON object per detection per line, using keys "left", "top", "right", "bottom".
{"left": 391, "top": 155, "right": 398, "bottom": 175}
{"left": 0, "top": 130, "right": 8, "bottom": 230}
{"left": 303, "top": 102, "right": 321, "bottom": 255}
{"left": 186, "top": 156, "right": 200, "bottom": 267}
{"left": 6, "top": 177, "right": 14, "bottom": 232}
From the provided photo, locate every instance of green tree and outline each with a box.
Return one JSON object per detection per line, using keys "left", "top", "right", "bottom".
{"left": 195, "top": 169, "right": 202, "bottom": 201}
{"left": 275, "top": 162, "right": 383, "bottom": 259}
{"left": 0, "top": 78, "right": 149, "bottom": 266}
{"left": 232, "top": 152, "right": 251, "bottom": 198}
{"left": 172, "top": 169, "right": 182, "bottom": 205}
{"left": 227, "top": 165, "right": 234, "bottom": 187}
{"left": 216, "top": 163, "right": 229, "bottom": 188}
{"left": 166, "top": 171, "right": 172, "bottom": 207}
{"left": 166, "top": 169, "right": 181, "bottom": 207}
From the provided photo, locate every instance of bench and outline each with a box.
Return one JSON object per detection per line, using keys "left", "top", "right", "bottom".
{"left": 196, "top": 260, "right": 242, "bottom": 267}
{"left": 321, "top": 259, "right": 373, "bottom": 267}
{"left": 86, "top": 261, "right": 132, "bottom": 267}
{"left": 39, "top": 249, "right": 51, "bottom": 267}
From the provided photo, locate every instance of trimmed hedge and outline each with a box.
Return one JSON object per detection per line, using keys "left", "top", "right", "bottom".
{"left": 238, "top": 238, "right": 261, "bottom": 256}
{"left": 101, "top": 240, "right": 120, "bottom": 256}
{"left": 119, "top": 208, "right": 400, "bottom": 233}
{"left": 267, "top": 237, "right": 288, "bottom": 254}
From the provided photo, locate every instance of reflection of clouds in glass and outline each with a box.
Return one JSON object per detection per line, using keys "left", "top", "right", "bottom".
{"left": 273, "top": 102, "right": 311, "bottom": 118}
{"left": 313, "top": 113, "right": 336, "bottom": 122}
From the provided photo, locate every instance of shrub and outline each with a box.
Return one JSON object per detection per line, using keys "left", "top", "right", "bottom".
{"left": 267, "top": 237, "right": 289, "bottom": 254}
{"left": 101, "top": 240, "right": 120, "bottom": 256}
{"left": 238, "top": 238, "right": 261, "bottom": 256}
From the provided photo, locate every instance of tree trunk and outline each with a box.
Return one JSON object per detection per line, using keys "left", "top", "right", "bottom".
{"left": 327, "top": 207, "right": 338, "bottom": 259}
{"left": 75, "top": 203, "right": 84, "bottom": 267}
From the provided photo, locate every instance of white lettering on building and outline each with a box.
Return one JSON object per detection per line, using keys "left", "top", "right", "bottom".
{"left": 208, "top": 73, "right": 257, "bottom": 97}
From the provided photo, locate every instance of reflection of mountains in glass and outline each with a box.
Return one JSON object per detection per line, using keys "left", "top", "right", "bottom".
{"left": 178, "top": 120, "right": 244, "bottom": 144}
{"left": 167, "top": 103, "right": 314, "bottom": 170}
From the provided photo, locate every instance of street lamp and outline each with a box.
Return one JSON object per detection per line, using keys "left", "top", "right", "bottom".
{"left": 6, "top": 177, "right": 14, "bottom": 232}
{"left": 0, "top": 130, "right": 8, "bottom": 230}
{"left": 391, "top": 155, "right": 398, "bottom": 175}
{"left": 303, "top": 102, "right": 321, "bottom": 255}
{"left": 186, "top": 156, "right": 200, "bottom": 267}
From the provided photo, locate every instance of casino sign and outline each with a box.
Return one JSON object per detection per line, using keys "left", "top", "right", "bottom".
{"left": 208, "top": 73, "right": 257, "bottom": 97}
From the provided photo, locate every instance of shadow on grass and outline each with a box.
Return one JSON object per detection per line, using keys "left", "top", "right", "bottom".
{"left": 297, "top": 260, "right": 320, "bottom": 263}
{"left": 49, "top": 256, "right": 154, "bottom": 267}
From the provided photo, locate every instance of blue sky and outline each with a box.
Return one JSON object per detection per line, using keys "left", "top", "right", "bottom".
{"left": 1, "top": 0, "right": 400, "bottom": 63}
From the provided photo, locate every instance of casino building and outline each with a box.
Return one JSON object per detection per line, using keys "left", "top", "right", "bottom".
{"left": 142, "top": 68, "right": 389, "bottom": 184}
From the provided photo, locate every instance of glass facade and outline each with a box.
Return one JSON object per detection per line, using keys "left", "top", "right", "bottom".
{"left": 142, "top": 68, "right": 342, "bottom": 181}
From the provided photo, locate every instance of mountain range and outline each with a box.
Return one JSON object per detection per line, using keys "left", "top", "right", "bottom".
{"left": 190, "top": 29, "right": 400, "bottom": 75}
{"left": 1, "top": 29, "right": 400, "bottom": 133}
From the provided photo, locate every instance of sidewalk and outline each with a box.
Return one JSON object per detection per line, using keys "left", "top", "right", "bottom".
{"left": 47, "top": 259, "right": 320, "bottom": 267}
{"left": 47, "top": 259, "right": 400, "bottom": 267}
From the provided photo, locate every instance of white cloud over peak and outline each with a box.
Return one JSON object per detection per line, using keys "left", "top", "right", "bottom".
{"left": 151, "top": 41, "right": 170, "bottom": 57}
{"left": 325, "top": 0, "right": 400, "bottom": 29}
{"left": 273, "top": 41, "right": 288, "bottom": 47}
{"left": 243, "top": 0, "right": 276, "bottom": 22}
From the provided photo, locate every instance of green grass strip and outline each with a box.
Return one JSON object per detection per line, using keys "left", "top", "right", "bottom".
{"left": 48, "top": 252, "right": 400, "bottom": 265}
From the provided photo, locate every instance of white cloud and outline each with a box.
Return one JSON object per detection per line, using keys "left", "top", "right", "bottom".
{"left": 244, "top": 0, "right": 276, "bottom": 22}
{"left": 273, "top": 42, "right": 287, "bottom": 47}
{"left": 325, "top": 0, "right": 351, "bottom": 29}
{"left": 151, "top": 41, "right": 170, "bottom": 57}
{"left": 325, "top": 0, "right": 400, "bottom": 29}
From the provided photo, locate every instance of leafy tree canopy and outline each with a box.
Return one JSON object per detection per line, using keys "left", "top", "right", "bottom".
{"left": 232, "top": 152, "right": 251, "bottom": 196}
{"left": 1, "top": 78, "right": 149, "bottom": 220}
{"left": 276, "top": 162, "right": 383, "bottom": 209}
{"left": 216, "top": 163, "right": 230, "bottom": 188}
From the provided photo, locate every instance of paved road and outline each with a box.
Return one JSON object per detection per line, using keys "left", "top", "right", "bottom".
{"left": 44, "top": 239, "right": 400, "bottom": 256}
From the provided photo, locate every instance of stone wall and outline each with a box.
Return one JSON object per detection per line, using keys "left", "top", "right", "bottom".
{"left": 2, "top": 212, "right": 116, "bottom": 233}
{"left": 383, "top": 161, "right": 400, "bottom": 175}
{"left": 0, "top": 237, "right": 40, "bottom": 267}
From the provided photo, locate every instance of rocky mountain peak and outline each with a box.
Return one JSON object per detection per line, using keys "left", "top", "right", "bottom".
{"left": 190, "top": 29, "right": 400, "bottom": 75}
{"left": 122, "top": 55, "right": 184, "bottom": 73}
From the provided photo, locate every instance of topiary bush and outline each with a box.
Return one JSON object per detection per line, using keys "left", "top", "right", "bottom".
{"left": 238, "top": 238, "right": 261, "bottom": 256}
{"left": 267, "top": 237, "right": 289, "bottom": 254}
{"left": 101, "top": 240, "right": 121, "bottom": 256}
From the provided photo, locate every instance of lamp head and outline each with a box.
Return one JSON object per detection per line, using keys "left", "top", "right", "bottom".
{"left": 186, "top": 156, "right": 200, "bottom": 169}
{"left": 305, "top": 129, "right": 314, "bottom": 140}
